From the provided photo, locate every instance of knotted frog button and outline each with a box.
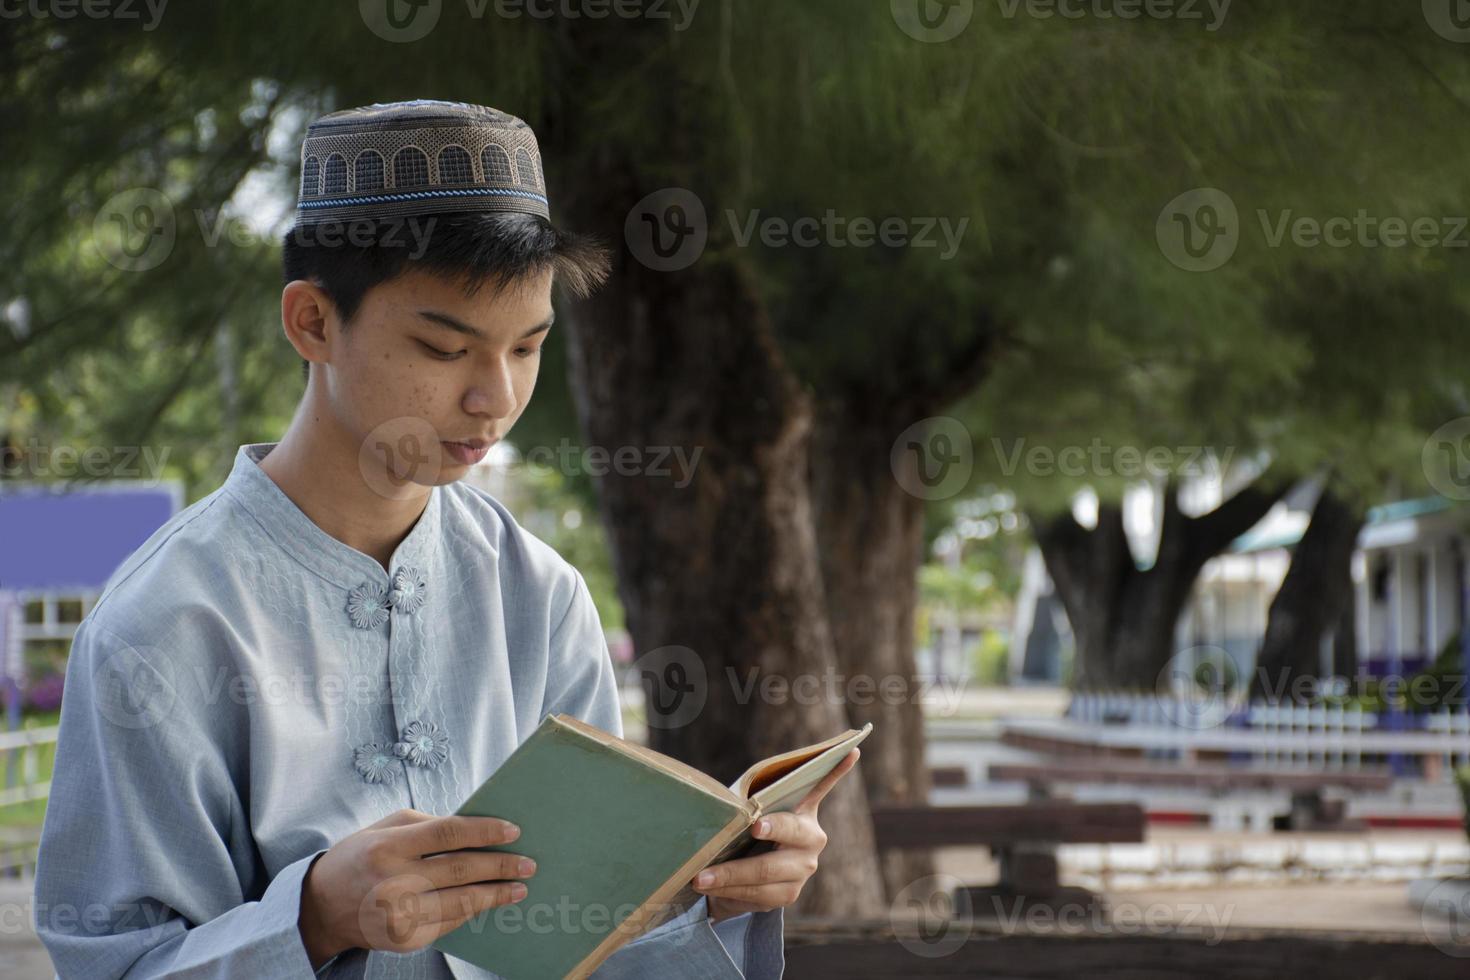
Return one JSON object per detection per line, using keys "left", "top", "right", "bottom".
{"left": 353, "top": 741, "right": 400, "bottom": 785}
{"left": 346, "top": 582, "right": 390, "bottom": 630}
{"left": 388, "top": 565, "right": 427, "bottom": 614}
{"left": 392, "top": 719, "right": 450, "bottom": 770}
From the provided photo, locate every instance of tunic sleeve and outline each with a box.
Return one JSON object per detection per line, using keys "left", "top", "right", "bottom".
{"left": 539, "top": 572, "right": 786, "bottom": 979}
{"left": 33, "top": 618, "right": 327, "bottom": 979}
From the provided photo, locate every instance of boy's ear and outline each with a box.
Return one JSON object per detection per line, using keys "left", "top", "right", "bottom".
{"left": 281, "top": 280, "right": 336, "bottom": 367}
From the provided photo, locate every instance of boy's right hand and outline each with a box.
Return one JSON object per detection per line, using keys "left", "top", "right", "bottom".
{"left": 298, "top": 808, "right": 535, "bottom": 968}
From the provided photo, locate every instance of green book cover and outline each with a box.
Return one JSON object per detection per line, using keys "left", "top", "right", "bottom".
{"left": 431, "top": 713, "right": 871, "bottom": 979}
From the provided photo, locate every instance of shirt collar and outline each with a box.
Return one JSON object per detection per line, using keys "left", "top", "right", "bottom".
{"left": 222, "top": 442, "right": 443, "bottom": 590}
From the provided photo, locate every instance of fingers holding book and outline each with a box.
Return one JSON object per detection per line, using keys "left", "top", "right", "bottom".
{"left": 691, "top": 748, "right": 860, "bottom": 921}
{"left": 794, "top": 747, "right": 860, "bottom": 816}
{"left": 298, "top": 810, "right": 537, "bottom": 967}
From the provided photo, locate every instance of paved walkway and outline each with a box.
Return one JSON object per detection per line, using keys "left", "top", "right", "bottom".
{"left": 0, "top": 877, "right": 50, "bottom": 980}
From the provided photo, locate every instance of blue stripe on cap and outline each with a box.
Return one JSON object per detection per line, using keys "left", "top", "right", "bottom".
{"left": 299, "top": 187, "right": 549, "bottom": 209}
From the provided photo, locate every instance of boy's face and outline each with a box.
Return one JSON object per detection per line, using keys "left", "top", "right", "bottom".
{"left": 320, "top": 265, "right": 555, "bottom": 490}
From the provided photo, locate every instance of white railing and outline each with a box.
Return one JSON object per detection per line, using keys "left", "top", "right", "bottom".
{"left": 1065, "top": 692, "right": 1470, "bottom": 781}
{"left": 1249, "top": 703, "right": 1379, "bottom": 771}
{"left": 0, "top": 724, "right": 56, "bottom": 876}
{"left": 0, "top": 724, "right": 58, "bottom": 809}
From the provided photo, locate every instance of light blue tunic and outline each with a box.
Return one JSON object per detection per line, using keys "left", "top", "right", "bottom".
{"left": 32, "top": 442, "right": 784, "bottom": 979}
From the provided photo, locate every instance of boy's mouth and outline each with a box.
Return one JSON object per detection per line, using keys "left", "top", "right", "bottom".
{"left": 442, "top": 439, "right": 492, "bottom": 466}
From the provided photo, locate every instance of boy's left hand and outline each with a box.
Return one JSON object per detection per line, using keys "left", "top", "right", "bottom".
{"left": 690, "top": 748, "right": 860, "bottom": 922}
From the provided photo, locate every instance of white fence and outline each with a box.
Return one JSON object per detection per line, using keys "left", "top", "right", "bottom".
{"left": 1065, "top": 692, "right": 1470, "bottom": 781}
{"left": 0, "top": 724, "right": 58, "bottom": 876}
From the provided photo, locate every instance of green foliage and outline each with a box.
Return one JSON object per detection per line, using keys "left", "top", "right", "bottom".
{"left": 6, "top": 3, "right": 1470, "bottom": 563}
{"left": 970, "top": 630, "right": 1012, "bottom": 687}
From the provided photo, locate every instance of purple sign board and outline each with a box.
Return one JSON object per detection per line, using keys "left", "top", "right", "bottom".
{"left": 0, "top": 483, "right": 180, "bottom": 730}
{"left": 0, "top": 483, "right": 181, "bottom": 593}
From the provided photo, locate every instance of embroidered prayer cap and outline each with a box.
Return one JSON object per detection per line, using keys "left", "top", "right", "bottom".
{"left": 294, "top": 100, "right": 550, "bottom": 227}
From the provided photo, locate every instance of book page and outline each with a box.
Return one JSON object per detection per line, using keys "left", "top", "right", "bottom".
{"left": 749, "top": 722, "right": 873, "bottom": 814}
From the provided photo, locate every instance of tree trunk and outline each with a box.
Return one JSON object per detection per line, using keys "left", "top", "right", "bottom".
{"left": 809, "top": 405, "right": 934, "bottom": 901}
{"left": 1033, "top": 479, "right": 1289, "bottom": 689}
{"left": 561, "top": 177, "right": 885, "bottom": 917}
{"left": 1251, "top": 484, "right": 1366, "bottom": 703}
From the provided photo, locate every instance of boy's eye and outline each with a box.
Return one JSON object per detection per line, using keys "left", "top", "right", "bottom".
{"left": 515, "top": 345, "right": 543, "bottom": 359}
{"left": 419, "top": 340, "right": 466, "bottom": 360}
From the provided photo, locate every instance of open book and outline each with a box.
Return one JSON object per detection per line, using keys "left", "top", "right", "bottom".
{"left": 431, "top": 713, "right": 873, "bottom": 979}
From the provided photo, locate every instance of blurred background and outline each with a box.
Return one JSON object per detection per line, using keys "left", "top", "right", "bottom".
{"left": 3, "top": 2, "right": 1470, "bottom": 976}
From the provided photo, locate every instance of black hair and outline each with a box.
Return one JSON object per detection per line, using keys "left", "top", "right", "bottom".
{"left": 281, "top": 211, "right": 611, "bottom": 380}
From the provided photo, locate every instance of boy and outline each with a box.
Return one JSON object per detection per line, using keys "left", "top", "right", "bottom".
{"left": 33, "top": 101, "right": 855, "bottom": 979}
